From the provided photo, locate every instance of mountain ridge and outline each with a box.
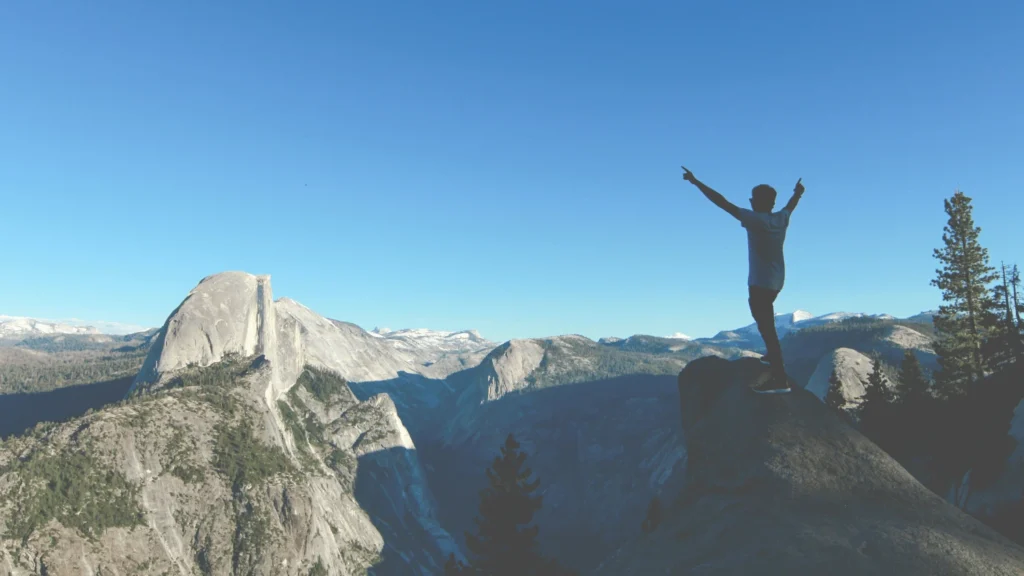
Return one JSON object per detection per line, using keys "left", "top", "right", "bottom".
{"left": 0, "top": 315, "right": 151, "bottom": 338}
{"left": 3, "top": 305, "right": 936, "bottom": 354}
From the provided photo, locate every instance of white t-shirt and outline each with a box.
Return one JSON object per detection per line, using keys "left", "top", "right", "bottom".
{"left": 735, "top": 207, "right": 791, "bottom": 291}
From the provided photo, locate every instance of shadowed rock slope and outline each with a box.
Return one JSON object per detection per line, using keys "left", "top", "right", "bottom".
{"left": 595, "top": 356, "right": 1024, "bottom": 575}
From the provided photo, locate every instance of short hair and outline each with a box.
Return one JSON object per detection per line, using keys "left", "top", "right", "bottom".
{"left": 751, "top": 184, "right": 777, "bottom": 203}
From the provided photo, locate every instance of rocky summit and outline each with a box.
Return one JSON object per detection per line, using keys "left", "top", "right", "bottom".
{"left": 595, "top": 356, "right": 1024, "bottom": 575}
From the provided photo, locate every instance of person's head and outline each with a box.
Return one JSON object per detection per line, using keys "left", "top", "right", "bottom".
{"left": 750, "top": 184, "right": 777, "bottom": 213}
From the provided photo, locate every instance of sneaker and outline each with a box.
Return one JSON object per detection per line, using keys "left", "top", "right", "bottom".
{"left": 758, "top": 354, "right": 775, "bottom": 366}
{"left": 751, "top": 373, "right": 792, "bottom": 395}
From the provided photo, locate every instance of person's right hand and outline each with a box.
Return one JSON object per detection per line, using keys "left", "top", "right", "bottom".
{"left": 794, "top": 178, "right": 804, "bottom": 194}
{"left": 681, "top": 166, "right": 696, "bottom": 183}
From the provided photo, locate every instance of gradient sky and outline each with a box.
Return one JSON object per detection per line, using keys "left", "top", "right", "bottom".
{"left": 2, "top": 1, "right": 1022, "bottom": 342}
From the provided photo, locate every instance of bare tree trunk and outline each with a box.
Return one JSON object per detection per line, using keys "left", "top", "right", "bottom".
{"left": 999, "top": 263, "right": 1019, "bottom": 362}
{"left": 1002, "top": 263, "right": 1013, "bottom": 323}
{"left": 1012, "top": 265, "right": 1022, "bottom": 330}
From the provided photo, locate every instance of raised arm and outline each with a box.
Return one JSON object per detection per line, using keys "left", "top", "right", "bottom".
{"left": 782, "top": 178, "right": 805, "bottom": 213}
{"left": 682, "top": 166, "right": 741, "bottom": 218}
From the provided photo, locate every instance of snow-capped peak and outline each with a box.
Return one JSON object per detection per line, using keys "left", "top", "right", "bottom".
{"left": 0, "top": 315, "right": 99, "bottom": 338}
{"left": 812, "top": 311, "right": 895, "bottom": 324}
{"left": 723, "top": 309, "right": 909, "bottom": 342}
{"left": 817, "top": 312, "right": 864, "bottom": 321}
{"left": 733, "top": 310, "right": 814, "bottom": 336}
{"left": 365, "top": 326, "right": 494, "bottom": 356}
{"left": 666, "top": 332, "right": 692, "bottom": 340}
{"left": 0, "top": 315, "right": 153, "bottom": 338}
{"left": 790, "top": 310, "right": 815, "bottom": 323}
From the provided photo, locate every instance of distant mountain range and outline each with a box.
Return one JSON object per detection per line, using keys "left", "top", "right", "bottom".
{"left": 593, "top": 310, "right": 934, "bottom": 353}
{"left": 0, "top": 315, "right": 151, "bottom": 338}
{"left": 0, "top": 315, "right": 101, "bottom": 338}
{"left": 1, "top": 308, "right": 937, "bottom": 351}
{"left": 368, "top": 327, "right": 495, "bottom": 359}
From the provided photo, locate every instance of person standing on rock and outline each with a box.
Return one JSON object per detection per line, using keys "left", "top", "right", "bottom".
{"left": 681, "top": 166, "right": 805, "bottom": 394}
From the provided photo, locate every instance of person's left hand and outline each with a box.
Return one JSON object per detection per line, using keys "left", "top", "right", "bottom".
{"left": 681, "top": 166, "right": 696, "bottom": 183}
{"left": 794, "top": 178, "right": 804, "bottom": 194}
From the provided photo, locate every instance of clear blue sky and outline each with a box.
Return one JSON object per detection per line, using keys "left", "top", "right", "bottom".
{"left": 2, "top": 1, "right": 1022, "bottom": 342}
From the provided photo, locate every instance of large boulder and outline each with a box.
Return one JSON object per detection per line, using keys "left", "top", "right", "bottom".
{"left": 596, "top": 356, "right": 1024, "bottom": 575}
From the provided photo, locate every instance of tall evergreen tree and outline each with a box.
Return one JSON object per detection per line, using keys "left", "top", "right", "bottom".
{"left": 894, "top": 350, "right": 930, "bottom": 406}
{"left": 865, "top": 353, "right": 894, "bottom": 405}
{"left": 858, "top": 353, "right": 894, "bottom": 446}
{"left": 891, "top": 350, "right": 933, "bottom": 458}
{"left": 824, "top": 370, "right": 846, "bottom": 413}
{"left": 463, "top": 434, "right": 546, "bottom": 576}
{"left": 930, "top": 190, "right": 1001, "bottom": 397}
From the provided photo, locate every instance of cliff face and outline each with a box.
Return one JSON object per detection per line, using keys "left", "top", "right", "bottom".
{"left": 595, "top": 356, "right": 1024, "bottom": 575}
{"left": 0, "top": 272, "right": 457, "bottom": 576}
{"left": 131, "top": 272, "right": 423, "bottom": 398}
{"left": 1, "top": 359, "right": 384, "bottom": 575}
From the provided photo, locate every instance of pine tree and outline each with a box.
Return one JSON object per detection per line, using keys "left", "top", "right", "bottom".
{"left": 892, "top": 350, "right": 933, "bottom": 458}
{"left": 930, "top": 190, "right": 1002, "bottom": 397}
{"left": 824, "top": 370, "right": 846, "bottom": 413}
{"left": 464, "top": 433, "right": 545, "bottom": 576}
{"left": 865, "top": 353, "right": 894, "bottom": 405}
{"left": 858, "top": 354, "right": 894, "bottom": 446}
{"left": 894, "top": 350, "right": 930, "bottom": 406}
